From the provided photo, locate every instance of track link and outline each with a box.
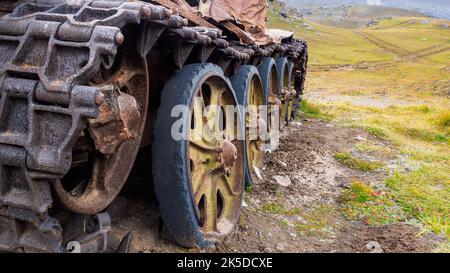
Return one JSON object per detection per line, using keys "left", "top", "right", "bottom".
{"left": 0, "top": 0, "right": 178, "bottom": 253}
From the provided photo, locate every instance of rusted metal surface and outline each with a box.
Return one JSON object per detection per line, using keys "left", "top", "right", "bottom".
{"left": 152, "top": 0, "right": 285, "bottom": 45}
{"left": 0, "top": 0, "right": 308, "bottom": 252}
{"left": 63, "top": 213, "right": 111, "bottom": 253}
{"left": 217, "top": 138, "right": 238, "bottom": 175}
{"left": 188, "top": 74, "right": 244, "bottom": 240}
{"left": 53, "top": 28, "right": 150, "bottom": 215}
{"left": 199, "top": 0, "right": 270, "bottom": 44}
{"left": 0, "top": 0, "right": 173, "bottom": 252}
{"left": 152, "top": 0, "right": 218, "bottom": 29}
{"left": 222, "top": 21, "right": 256, "bottom": 45}
{"left": 245, "top": 73, "right": 265, "bottom": 181}
{"left": 290, "top": 40, "right": 309, "bottom": 119}
{"left": 0, "top": 1, "right": 27, "bottom": 12}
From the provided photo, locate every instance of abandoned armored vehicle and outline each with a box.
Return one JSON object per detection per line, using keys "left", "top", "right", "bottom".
{"left": 0, "top": 0, "right": 308, "bottom": 252}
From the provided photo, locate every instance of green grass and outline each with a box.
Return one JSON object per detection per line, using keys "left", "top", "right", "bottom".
{"left": 339, "top": 181, "right": 406, "bottom": 225}
{"left": 294, "top": 205, "right": 337, "bottom": 236}
{"left": 267, "top": 3, "right": 393, "bottom": 66}
{"left": 268, "top": 3, "right": 450, "bottom": 242}
{"left": 279, "top": 219, "right": 288, "bottom": 227}
{"left": 261, "top": 203, "right": 283, "bottom": 214}
{"left": 395, "top": 127, "right": 449, "bottom": 144}
{"left": 366, "top": 20, "right": 450, "bottom": 52}
{"left": 427, "top": 50, "right": 450, "bottom": 65}
{"left": 354, "top": 141, "right": 392, "bottom": 155}
{"left": 365, "top": 127, "right": 388, "bottom": 140}
{"left": 297, "top": 99, "right": 333, "bottom": 120}
{"left": 261, "top": 203, "right": 302, "bottom": 216}
{"left": 295, "top": 221, "right": 328, "bottom": 236}
{"left": 386, "top": 165, "right": 450, "bottom": 237}
{"left": 436, "top": 111, "right": 450, "bottom": 130}
{"left": 335, "top": 152, "right": 383, "bottom": 172}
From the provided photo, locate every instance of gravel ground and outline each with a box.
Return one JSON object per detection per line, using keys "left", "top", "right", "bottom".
{"left": 107, "top": 117, "right": 444, "bottom": 253}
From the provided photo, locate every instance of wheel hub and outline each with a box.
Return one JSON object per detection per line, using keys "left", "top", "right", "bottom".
{"left": 274, "top": 97, "right": 282, "bottom": 106}
{"left": 217, "top": 138, "right": 238, "bottom": 174}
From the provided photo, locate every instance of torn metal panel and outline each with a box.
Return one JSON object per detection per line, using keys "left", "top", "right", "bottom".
{"left": 199, "top": 0, "right": 273, "bottom": 44}
{"left": 152, "top": 0, "right": 218, "bottom": 29}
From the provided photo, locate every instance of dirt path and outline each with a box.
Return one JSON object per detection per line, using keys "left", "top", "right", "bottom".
{"left": 309, "top": 34, "right": 450, "bottom": 73}
{"left": 355, "top": 31, "right": 410, "bottom": 57}
{"left": 109, "top": 117, "right": 444, "bottom": 253}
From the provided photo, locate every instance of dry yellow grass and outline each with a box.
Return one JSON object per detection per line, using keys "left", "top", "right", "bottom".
{"left": 268, "top": 9, "right": 450, "bottom": 242}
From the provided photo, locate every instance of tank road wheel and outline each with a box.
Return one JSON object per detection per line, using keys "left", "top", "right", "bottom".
{"left": 53, "top": 32, "right": 149, "bottom": 214}
{"left": 152, "top": 64, "right": 245, "bottom": 247}
{"left": 287, "top": 61, "right": 296, "bottom": 123}
{"left": 230, "top": 66, "right": 265, "bottom": 186}
{"left": 258, "top": 58, "right": 281, "bottom": 151}
{"left": 276, "top": 57, "right": 293, "bottom": 126}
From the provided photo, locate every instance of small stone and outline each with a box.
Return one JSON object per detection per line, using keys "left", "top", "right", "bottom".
{"left": 289, "top": 232, "right": 297, "bottom": 238}
{"left": 355, "top": 135, "right": 366, "bottom": 141}
{"left": 276, "top": 243, "right": 286, "bottom": 251}
{"left": 291, "top": 121, "right": 303, "bottom": 127}
{"left": 277, "top": 160, "right": 288, "bottom": 168}
{"left": 253, "top": 166, "right": 263, "bottom": 180}
{"left": 241, "top": 199, "right": 248, "bottom": 208}
{"left": 274, "top": 175, "right": 292, "bottom": 187}
{"left": 296, "top": 216, "right": 307, "bottom": 224}
{"left": 366, "top": 241, "right": 383, "bottom": 253}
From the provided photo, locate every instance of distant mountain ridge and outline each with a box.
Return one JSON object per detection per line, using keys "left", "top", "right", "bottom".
{"left": 282, "top": 0, "right": 450, "bottom": 20}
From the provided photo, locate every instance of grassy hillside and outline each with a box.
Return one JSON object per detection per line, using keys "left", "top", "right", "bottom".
{"left": 267, "top": 3, "right": 450, "bottom": 246}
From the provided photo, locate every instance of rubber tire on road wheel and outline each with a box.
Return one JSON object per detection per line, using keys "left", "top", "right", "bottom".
{"left": 258, "top": 57, "right": 280, "bottom": 151}
{"left": 287, "top": 60, "right": 295, "bottom": 122}
{"left": 276, "top": 57, "right": 290, "bottom": 124}
{"left": 152, "top": 63, "right": 244, "bottom": 248}
{"left": 230, "top": 65, "right": 264, "bottom": 187}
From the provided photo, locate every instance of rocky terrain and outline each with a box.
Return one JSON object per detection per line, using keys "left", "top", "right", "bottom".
{"left": 106, "top": 117, "right": 445, "bottom": 253}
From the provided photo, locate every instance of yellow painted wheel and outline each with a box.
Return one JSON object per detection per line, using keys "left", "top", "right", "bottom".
{"left": 277, "top": 57, "right": 293, "bottom": 126}
{"left": 153, "top": 63, "right": 244, "bottom": 247}
{"left": 258, "top": 58, "right": 281, "bottom": 151}
{"left": 189, "top": 75, "right": 244, "bottom": 239}
{"left": 287, "top": 60, "right": 296, "bottom": 122}
{"left": 231, "top": 66, "right": 265, "bottom": 185}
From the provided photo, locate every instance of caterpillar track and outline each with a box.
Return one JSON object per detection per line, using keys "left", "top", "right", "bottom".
{"left": 0, "top": 0, "right": 308, "bottom": 252}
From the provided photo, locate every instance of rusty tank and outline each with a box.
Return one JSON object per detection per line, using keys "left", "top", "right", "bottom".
{"left": 0, "top": 0, "right": 308, "bottom": 252}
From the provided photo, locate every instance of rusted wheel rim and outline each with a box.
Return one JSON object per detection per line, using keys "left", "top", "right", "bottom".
{"left": 246, "top": 75, "right": 265, "bottom": 179}
{"left": 267, "top": 65, "right": 280, "bottom": 148}
{"left": 188, "top": 75, "right": 244, "bottom": 240}
{"left": 54, "top": 30, "right": 149, "bottom": 214}
{"left": 287, "top": 80, "right": 294, "bottom": 121}
{"left": 287, "top": 63, "right": 295, "bottom": 121}
{"left": 281, "top": 66, "right": 291, "bottom": 123}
